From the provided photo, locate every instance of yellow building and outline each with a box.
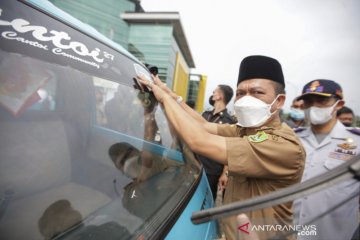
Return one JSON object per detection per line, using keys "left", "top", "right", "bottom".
{"left": 184, "top": 74, "right": 207, "bottom": 113}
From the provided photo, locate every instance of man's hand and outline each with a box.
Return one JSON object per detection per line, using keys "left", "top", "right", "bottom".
{"left": 152, "top": 74, "right": 175, "bottom": 96}
{"left": 136, "top": 75, "right": 168, "bottom": 103}
{"left": 218, "top": 172, "right": 228, "bottom": 190}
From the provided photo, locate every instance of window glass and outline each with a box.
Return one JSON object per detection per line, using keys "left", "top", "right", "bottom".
{"left": 0, "top": 8, "right": 200, "bottom": 239}
{"left": 94, "top": 77, "right": 176, "bottom": 149}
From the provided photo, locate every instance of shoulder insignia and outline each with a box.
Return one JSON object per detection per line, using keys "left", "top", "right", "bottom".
{"left": 347, "top": 128, "right": 360, "bottom": 136}
{"left": 248, "top": 131, "right": 268, "bottom": 143}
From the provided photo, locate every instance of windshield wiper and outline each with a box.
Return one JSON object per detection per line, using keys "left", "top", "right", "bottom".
{"left": 191, "top": 154, "right": 360, "bottom": 224}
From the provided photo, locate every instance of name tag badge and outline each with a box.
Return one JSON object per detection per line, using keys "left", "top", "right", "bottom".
{"left": 329, "top": 152, "right": 354, "bottom": 161}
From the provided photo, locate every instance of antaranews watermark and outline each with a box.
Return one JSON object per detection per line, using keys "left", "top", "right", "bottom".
{"left": 238, "top": 223, "right": 317, "bottom": 236}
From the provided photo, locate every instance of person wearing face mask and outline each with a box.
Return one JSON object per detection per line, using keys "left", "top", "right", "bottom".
{"left": 337, "top": 106, "right": 355, "bottom": 127}
{"left": 136, "top": 55, "right": 305, "bottom": 240}
{"left": 285, "top": 98, "right": 306, "bottom": 128}
{"left": 198, "top": 85, "right": 237, "bottom": 201}
{"left": 293, "top": 79, "right": 360, "bottom": 240}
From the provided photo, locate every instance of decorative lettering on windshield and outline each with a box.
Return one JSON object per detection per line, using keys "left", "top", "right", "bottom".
{"left": 0, "top": 8, "right": 114, "bottom": 69}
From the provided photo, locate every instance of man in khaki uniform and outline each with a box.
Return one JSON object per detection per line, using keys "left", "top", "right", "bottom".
{"left": 218, "top": 119, "right": 304, "bottom": 239}
{"left": 137, "top": 55, "right": 305, "bottom": 240}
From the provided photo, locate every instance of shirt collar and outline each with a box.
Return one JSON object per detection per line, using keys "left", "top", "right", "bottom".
{"left": 298, "top": 120, "right": 349, "bottom": 148}
{"left": 298, "top": 120, "right": 346, "bottom": 137}
{"left": 329, "top": 120, "right": 349, "bottom": 139}
{"left": 212, "top": 108, "right": 228, "bottom": 116}
{"left": 240, "top": 118, "right": 282, "bottom": 135}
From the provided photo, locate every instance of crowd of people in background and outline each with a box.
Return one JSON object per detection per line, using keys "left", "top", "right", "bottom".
{"left": 202, "top": 86, "right": 358, "bottom": 130}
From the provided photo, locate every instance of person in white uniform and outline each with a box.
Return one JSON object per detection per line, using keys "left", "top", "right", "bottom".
{"left": 293, "top": 79, "right": 360, "bottom": 240}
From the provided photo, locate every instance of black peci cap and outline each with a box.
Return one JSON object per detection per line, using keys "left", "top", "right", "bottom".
{"left": 237, "top": 55, "right": 285, "bottom": 87}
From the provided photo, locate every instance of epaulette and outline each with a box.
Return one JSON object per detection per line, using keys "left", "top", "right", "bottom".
{"left": 347, "top": 127, "right": 360, "bottom": 136}
{"left": 294, "top": 127, "right": 306, "bottom": 133}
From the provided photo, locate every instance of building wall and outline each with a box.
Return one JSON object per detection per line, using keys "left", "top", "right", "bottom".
{"left": 172, "top": 53, "right": 190, "bottom": 100}
{"left": 167, "top": 37, "right": 180, "bottom": 88}
{"left": 49, "top": 0, "right": 134, "bottom": 46}
{"left": 187, "top": 80, "right": 199, "bottom": 108}
{"left": 187, "top": 75, "right": 206, "bottom": 112}
{"left": 128, "top": 24, "right": 174, "bottom": 84}
{"left": 196, "top": 75, "right": 207, "bottom": 112}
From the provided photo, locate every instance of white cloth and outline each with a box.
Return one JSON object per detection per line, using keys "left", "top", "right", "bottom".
{"left": 294, "top": 121, "right": 360, "bottom": 240}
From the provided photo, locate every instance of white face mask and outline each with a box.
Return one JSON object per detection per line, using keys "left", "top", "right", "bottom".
{"left": 234, "top": 95, "right": 280, "bottom": 127}
{"left": 122, "top": 156, "right": 141, "bottom": 179}
{"left": 289, "top": 108, "right": 305, "bottom": 121}
{"left": 304, "top": 100, "right": 339, "bottom": 125}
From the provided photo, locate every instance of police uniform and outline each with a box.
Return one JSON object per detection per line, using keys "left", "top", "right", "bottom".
{"left": 294, "top": 121, "right": 360, "bottom": 240}
{"left": 291, "top": 78, "right": 360, "bottom": 240}
{"left": 198, "top": 108, "right": 237, "bottom": 199}
{"left": 218, "top": 119, "right": 305, "bottom": 240}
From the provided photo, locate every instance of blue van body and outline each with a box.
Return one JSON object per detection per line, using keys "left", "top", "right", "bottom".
{"left": 165, "top": 171, "right": 218, "bottom": 240}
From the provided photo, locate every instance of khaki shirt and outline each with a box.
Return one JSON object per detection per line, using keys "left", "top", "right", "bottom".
{"left": 218, "top": 119, "right": 305, "bottom": 240}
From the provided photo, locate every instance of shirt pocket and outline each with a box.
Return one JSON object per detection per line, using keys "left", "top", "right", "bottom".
{"left": 324, "top": 158, "right": 358, "bottom": 195}
{"left": 228, "top": 176, "right": 247, "bottom": 202}
{"left": 324, "top": 158, "right": 344, "bottom": 170}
